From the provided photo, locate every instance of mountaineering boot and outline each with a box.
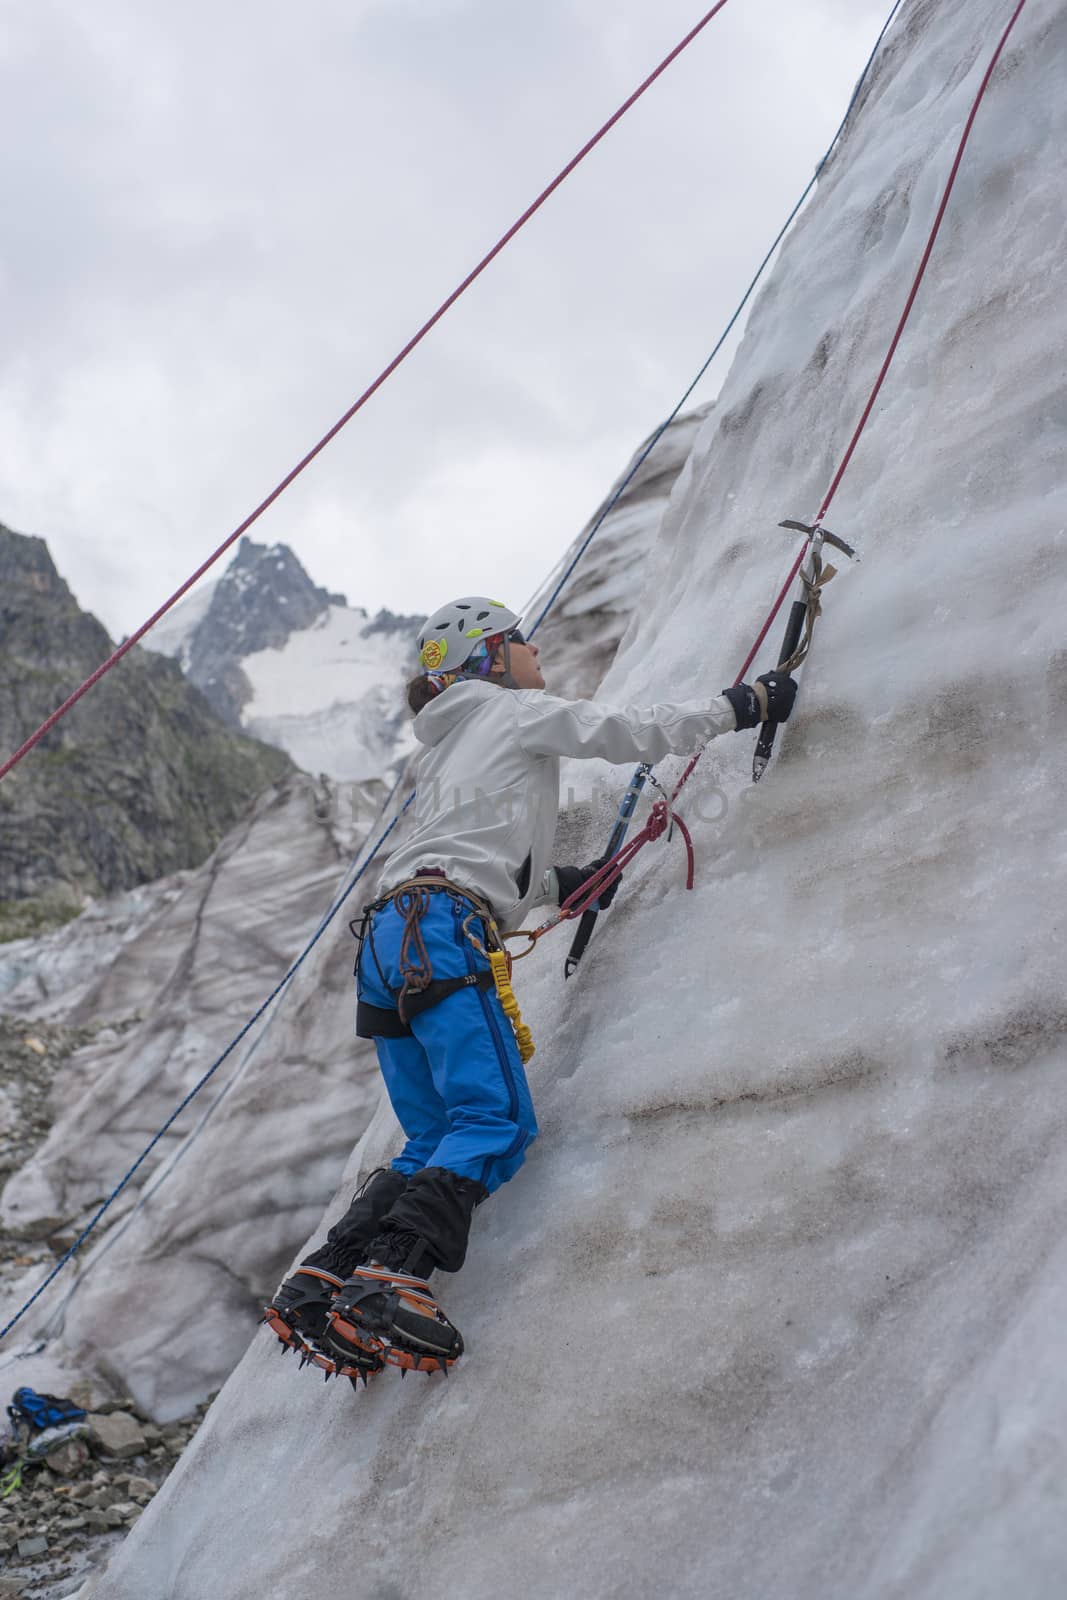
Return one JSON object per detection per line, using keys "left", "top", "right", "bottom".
{"left": 328, "top": 1263, "right": 463, "bottom": 1373}
{"left": 266, "top": 1265, "right": 344, "bottom": 1346}
{"left": 326, "top": 1167, "right": 487, "bottom": 1372}
{"left": 263, "top": 1167, "right": 409, "bottom": 1375}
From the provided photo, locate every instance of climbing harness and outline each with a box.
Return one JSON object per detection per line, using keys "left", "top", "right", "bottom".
{"left": 354, "top": 873, "right": 535, "bottom": 1064}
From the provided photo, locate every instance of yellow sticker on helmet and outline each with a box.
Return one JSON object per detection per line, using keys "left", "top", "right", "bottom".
{"left": 420, "top": 637, "right": 447, "bottom": 670}
{"left": 464, "top": 627, "right": 484, "bottom": 639}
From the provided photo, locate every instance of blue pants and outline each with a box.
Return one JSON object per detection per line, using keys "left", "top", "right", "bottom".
{"left": 358, "top": 892, "right": 538, "bottom": 1195}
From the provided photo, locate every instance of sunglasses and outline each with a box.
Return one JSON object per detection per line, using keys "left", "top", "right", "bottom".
{"left": 506, "top": 627, "right": 527, "bottom": 647}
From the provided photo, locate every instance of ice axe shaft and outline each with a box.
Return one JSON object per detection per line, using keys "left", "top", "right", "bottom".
{"left": 753, "top": 518, "right": 852, "bottom": 783}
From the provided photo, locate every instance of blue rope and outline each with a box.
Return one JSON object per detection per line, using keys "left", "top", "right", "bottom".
{"left": 0, "top": 778, "right": 412, "bottom": 1344}
{"left": 1, "top": 0, "right": 903, "bottom": 1347}
{"left": 42, "top": 783, "right": 418, "bottom": 1338}
{"left": 530, "top": 0, "right": 904, "bottom": 635}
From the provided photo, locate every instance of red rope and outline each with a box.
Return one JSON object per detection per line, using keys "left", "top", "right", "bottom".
{"left": 559, "top": 800, "right": 695, "bottom": 921}
{"left": 671, "top": 0, "right": 1031, "bottom": 810}
{"left": 0, "top": 4, "right": 733, "bottom": 786}
{"left": 554, "top": 0, "right": 1031, "bottom": 916}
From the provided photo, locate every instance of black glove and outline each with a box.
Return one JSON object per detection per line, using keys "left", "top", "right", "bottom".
{"left": 554, "top": 854, "right": 622, "bottom": 909}
{"left": 723, "top": 671, "right": 798, "bottom": 731}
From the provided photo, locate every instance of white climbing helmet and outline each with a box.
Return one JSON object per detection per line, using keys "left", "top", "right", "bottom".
{"left": 416, "top": 596, "right": 523, "bottom": 674}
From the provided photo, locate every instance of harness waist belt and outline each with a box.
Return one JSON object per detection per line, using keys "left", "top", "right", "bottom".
{"left": 356, "top": 970, "right": 495, "bottom": 1039}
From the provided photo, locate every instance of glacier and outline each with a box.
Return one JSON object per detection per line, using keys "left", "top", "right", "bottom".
{"left": 14, "top": 0, "right": 1067, "bottom": 1591}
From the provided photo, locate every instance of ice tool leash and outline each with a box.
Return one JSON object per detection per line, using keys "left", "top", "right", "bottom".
{"left": 557, "top": 0, "right": 1034, "bottom": 975}
{"left": 752, "top": 520, "right": 858, "bottom": 782}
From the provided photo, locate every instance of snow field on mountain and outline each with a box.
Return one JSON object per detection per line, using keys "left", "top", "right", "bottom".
{"left": 242, "top": 604, "right": 416, "bottom": 780}
{"left": 242, "top": 604, "right": 389, "bottom": 718}
{"left": 142, "top": 576, "right": 218, "bottom": 670}
{"left": 87, "top": 0, "right": 1067, "bottom": 1594}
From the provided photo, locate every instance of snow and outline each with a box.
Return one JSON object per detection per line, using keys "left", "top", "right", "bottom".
{"left": 241, "top": 604, "right": 416, "bottom": 780}
{"left": 239, "top": 605, "right": 381, "bottom": 721}
{"left": 144, "top": 576, "right": 416, "bottom": 783}
{"left": 35, "top": 0, "right": 1067, "bottom": 1591}
{"left": 141, "top": 575, "right": 218, "bottom": 668}
{"left": 149, "top": 594, "right": 418, "bottom": 782}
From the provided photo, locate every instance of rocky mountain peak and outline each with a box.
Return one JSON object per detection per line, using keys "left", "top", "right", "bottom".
{"left": 0, "top": 523, "right": 111, "bottom": 668}
{"left": 180, "top": 537, "right": 345, "bottom": 725}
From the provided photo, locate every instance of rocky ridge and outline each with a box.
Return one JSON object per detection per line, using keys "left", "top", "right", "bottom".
{"left": 0, "top": 525, "right": 293, "bottom": 940}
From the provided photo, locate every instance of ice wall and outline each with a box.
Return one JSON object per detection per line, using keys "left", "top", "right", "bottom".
{"left": 85, "top": 0, "right": 1067, "bottom": 1594}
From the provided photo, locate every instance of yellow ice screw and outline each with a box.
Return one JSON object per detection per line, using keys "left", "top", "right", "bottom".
{"left": 487, "top": 951, "right": 535, "bottom": 1063}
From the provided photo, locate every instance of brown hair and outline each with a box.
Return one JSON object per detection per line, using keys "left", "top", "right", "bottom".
{"left": 407, "top": 666, "right": 514, "bottom": 715}
{"left": 407, "top": 673, "right": 442, "bottom": 714}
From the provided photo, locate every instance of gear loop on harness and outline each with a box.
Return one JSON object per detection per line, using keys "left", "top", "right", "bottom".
{"left": 396, "top": 886, "right": 434, "bottom": 1021}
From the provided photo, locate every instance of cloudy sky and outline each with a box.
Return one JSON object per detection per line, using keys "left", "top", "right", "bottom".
{"left": 2, "top": 0, "right": 896, "bottom": 640}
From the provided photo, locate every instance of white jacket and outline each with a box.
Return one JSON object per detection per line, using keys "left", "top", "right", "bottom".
{"left": 379, "top": 680, "right": 739, "bottom": 930}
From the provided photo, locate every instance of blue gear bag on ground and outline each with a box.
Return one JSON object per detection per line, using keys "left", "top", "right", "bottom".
{"left": 8, "top": 1387, "right": 87, "bottom": 1431}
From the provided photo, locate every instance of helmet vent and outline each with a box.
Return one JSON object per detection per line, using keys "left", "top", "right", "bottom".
{"left": 477, "top": 610, "right": 490, "bottom": 620}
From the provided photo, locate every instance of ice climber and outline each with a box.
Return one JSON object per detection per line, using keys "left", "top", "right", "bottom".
{"left": 266, "top": 596, "right": 797, "bottom": 1378}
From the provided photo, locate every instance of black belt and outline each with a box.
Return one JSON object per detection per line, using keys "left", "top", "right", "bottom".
{"left": 353, "top": 869, "right": 497, "bottom": 1040}
{"left": 356, "top": 970, "right": 495, "bottom": 1039}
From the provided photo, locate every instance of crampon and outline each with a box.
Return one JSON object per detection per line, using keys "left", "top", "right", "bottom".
{"left": 326, "top": 1265, "right": 464, "bottom": 1377}
{"left": 262, "top": 1267, "right": 386, "bottom": 1389}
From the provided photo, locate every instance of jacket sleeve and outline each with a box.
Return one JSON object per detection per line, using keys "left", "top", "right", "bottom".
{"left": 513, "top": 690, "right": 739, "bottom": 764}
